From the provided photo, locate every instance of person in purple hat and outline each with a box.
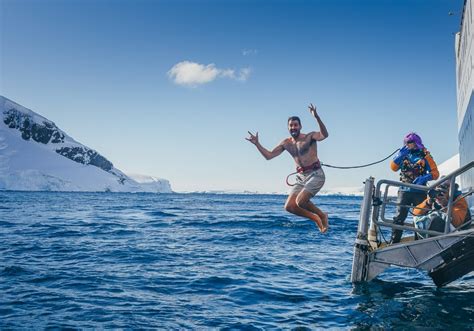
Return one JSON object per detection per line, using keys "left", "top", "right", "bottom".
{"left": 389, "top": 132, "right": 439, "bottom": 243}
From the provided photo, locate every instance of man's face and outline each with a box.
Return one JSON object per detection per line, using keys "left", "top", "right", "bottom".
{"left": 288, "top": 120, "right": 301, "bottom": 138}
{"left": 436, "top": 185, "right": 450, "bottom": 206}
{"left": 436, "top": 191, "right": 449, "bottom": 207}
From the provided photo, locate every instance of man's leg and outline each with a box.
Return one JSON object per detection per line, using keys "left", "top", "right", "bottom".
{"left": 411, "top": 192, "right": 429, "bottom": 238}
{"left": 412, "top": 192, "right": 427, "bottom": 206}
{"left": 428, "top": 215, "right": 445, "bottom": 237}
{"left": 284, "top": 192, "right": 326, "bottom": 232}
{"left": 297, "top": 194, "right": 328, "bottom": 230}
{"left": 297, "top": 168, "right": 327, "bottom": 230}
{"left": 391, "top": 191, "right": 426, "bottom": 243}
{"left": 391, "top": 190, "right": 410, "bottom": 244}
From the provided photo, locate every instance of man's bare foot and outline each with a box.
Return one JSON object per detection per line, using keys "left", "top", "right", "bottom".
{"left": 321, "top": 213, "right": 329, "bottom": 231}
{"left": 314, "top": 220, "right": 327, "bottom": 233}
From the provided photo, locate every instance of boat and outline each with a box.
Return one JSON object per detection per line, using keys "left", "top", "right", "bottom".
{"left": 351, "top": 0, "right": 474, "bottom": 287}
{"left": 456, "top": 0, "right": 474, "bottom": 207}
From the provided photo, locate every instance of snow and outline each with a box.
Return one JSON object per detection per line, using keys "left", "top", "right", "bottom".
{"left": 127, "top": 173, "right": 172, "bottom": 193}
{"left": 437, "top": 153, "right": 460, "bottom": 178}
{"left": 0, "top": 95, "right": 172, "bottom": 192}
{"left": 320, "top": 186, "right": 365, "bottom": 196}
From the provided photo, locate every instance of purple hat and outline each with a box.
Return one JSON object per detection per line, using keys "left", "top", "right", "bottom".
{"left": 403, "top": 132, "right": 424, "bottom": 150}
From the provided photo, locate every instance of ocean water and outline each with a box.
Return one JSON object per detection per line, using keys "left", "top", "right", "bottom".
{"left": 1, "top": 192, "right": 473, "bottom": 329}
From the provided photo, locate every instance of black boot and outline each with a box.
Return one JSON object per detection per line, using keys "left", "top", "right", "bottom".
{"left": 390, "top": 229, "right": 403, "bottom": 244}
{"left": 390, "top": 220, "right": 404, "bottom": 244}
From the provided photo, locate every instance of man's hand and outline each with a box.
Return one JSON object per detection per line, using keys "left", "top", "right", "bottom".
{"left": 308, "top": 103, "right": 318, "bottom": 117}
{"left": 309, "top": 103, "right": 329, "bottom": 139}
{"left": 246, "top": 131, "right": 259, "bottom": 145}
{"left": 246, "top": 131, "right": 283, "bottom": 160}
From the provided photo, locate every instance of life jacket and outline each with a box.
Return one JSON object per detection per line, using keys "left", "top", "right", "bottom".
{"left": 399, "top": 148, "right": 429, "bottom": 184}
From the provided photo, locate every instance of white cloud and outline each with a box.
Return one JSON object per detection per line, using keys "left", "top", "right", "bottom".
{"left": 219, "top": 67, "right": 252, "bottom": 81}
{"left": 242, "top": 49, "right": 258, "bottom": 56}
{"left": 168, "top": 61, "right": 251, "bottom": 87}
{"left": 238, "top": 68, "right": 251, "bottom": 81}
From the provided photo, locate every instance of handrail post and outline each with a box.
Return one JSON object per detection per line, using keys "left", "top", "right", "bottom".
{"left": 444, "top": 176, "right": 457, "bottom": 233}
{"left": 357, "top": 177, "right": 374, "bottom": 237}
{"left": 351, "top": 177, "right": 374, "bottom": 282}
{"left": 368, "top": 182, "right": 381, "bottom": 249}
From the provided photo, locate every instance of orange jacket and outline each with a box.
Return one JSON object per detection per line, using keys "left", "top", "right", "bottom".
{"left": 413, "top": 196, "right": 469, "bottom": 227}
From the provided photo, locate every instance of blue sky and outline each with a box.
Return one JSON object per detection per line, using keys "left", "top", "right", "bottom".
{"left": 1, "top": 0, "right": 465, "bottom": 192}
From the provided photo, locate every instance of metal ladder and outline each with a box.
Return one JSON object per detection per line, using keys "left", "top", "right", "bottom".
{"left": 351, "top": 160, "right": 474, "bottom": 287}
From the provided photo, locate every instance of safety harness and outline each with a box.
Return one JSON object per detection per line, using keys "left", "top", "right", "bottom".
{"left": 285, "top": 161, "right": 321, "bottom": 186}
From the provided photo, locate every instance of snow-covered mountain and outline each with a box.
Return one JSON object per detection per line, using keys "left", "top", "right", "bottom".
{"left": 0, "top": 96, "right": 172, "bottom": 192}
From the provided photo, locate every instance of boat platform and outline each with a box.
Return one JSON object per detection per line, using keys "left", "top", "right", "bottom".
{"left": 351, "top": 161, "right": 474, "bottom": 287}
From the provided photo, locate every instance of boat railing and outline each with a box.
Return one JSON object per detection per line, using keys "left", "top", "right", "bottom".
{"left": 371, "top": 160, "right": 474, "bottom": 242}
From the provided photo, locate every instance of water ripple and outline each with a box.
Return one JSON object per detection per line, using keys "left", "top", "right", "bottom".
{"left": 0, "top": 192, "right": 472, "bottom": 329}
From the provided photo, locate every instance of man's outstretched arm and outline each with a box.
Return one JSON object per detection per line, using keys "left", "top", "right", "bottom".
{"left": 309, "top": 103, "right": 328, "bottom": 141}
{"left": 246, "top": 131, "right": 285, "bottom": 160}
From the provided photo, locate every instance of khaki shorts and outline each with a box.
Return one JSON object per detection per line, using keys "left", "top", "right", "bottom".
{"left": 289, "top": 168, "right": 325, "bottom": 196}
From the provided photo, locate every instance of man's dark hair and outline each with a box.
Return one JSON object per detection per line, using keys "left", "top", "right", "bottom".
{"left": 288, "top": 116, "right": 301, "bottom": 125}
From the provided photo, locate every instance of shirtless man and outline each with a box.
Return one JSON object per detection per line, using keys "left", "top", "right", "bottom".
{"left": 246, "top": 103, "right": 329, "bottom": 232}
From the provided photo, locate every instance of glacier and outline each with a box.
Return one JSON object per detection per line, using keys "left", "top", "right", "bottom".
{"left": 0, "top": 96, "right": 172, "bottom": 193}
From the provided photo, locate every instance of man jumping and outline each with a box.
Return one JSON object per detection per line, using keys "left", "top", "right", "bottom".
{"left": 246, "top": 103, "right": 329, "bottom": 233}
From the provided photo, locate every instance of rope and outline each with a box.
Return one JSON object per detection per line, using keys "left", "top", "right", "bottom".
{"left": 286, "top": 172, "right": 299, "bottom": 187}
{"left": 321, "top": 148, "right": 400, "bottom": 169}
{"left": 286, "top": 148, "right": 400, "bottom": 186}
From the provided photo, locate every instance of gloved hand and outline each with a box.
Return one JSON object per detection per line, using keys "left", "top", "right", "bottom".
{"left": 393, "top": 146, "right": 410, "bottom": 165}
{"left": 413, "top": 173, "right": 433, "bottom": 186}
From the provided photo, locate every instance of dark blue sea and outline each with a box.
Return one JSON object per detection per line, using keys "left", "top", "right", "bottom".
{"left": 1, "top": 192, "right": 473, "bottom": 329}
